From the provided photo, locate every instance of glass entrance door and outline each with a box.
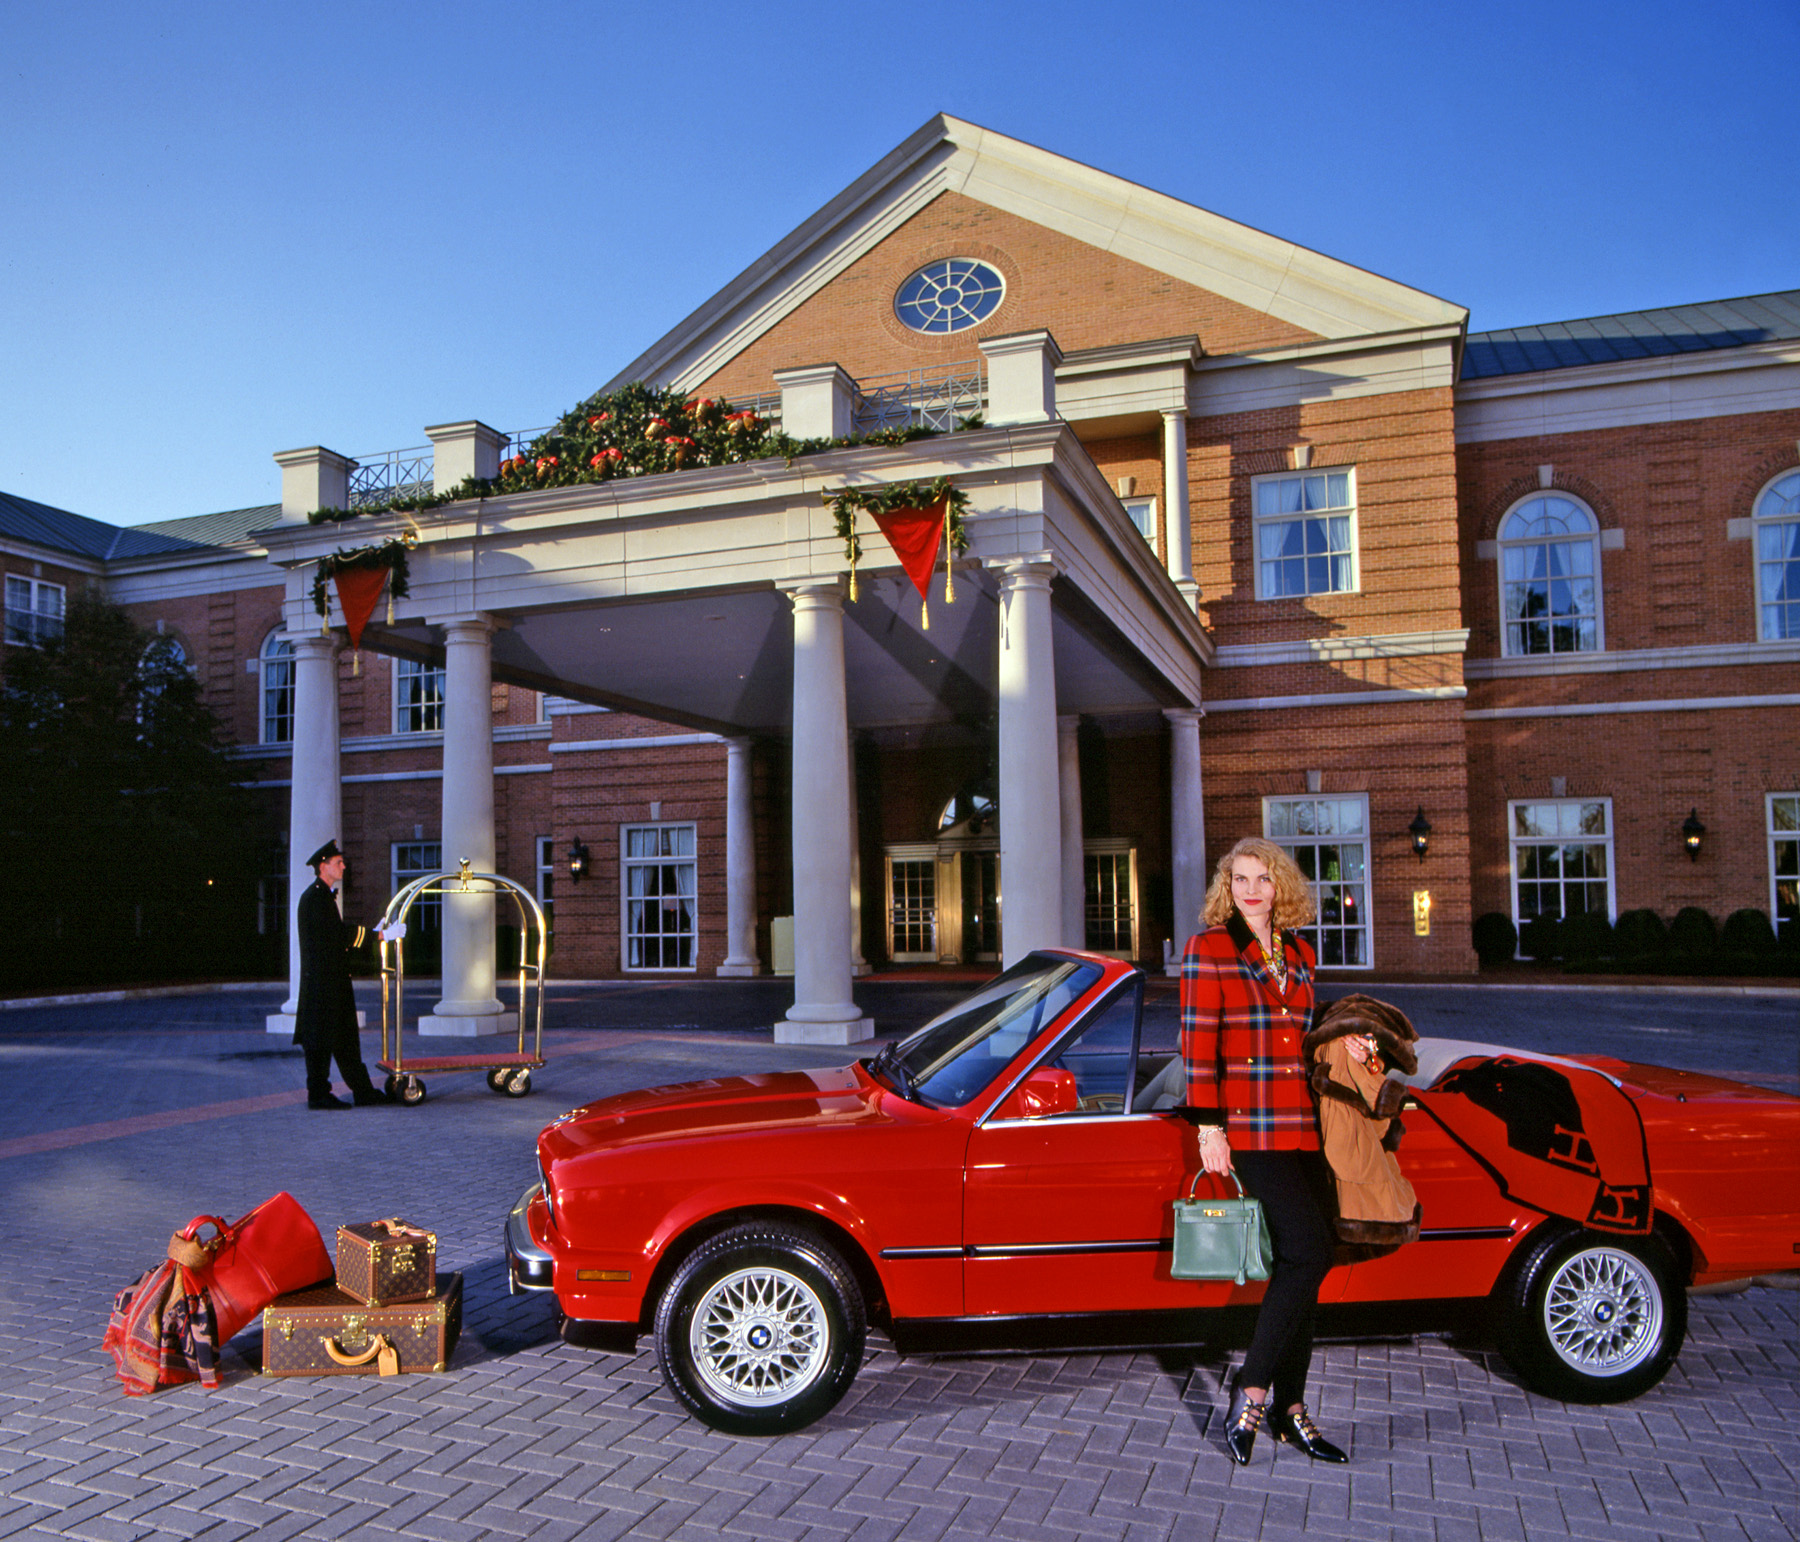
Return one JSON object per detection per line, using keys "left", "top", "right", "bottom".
{"left": 962, "top": 851, "right": 1001, "bottom": 962}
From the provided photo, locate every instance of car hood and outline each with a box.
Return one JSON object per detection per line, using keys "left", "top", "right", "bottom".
{"left": 539, "top": 1063, "right": 913, "bottom": 1159}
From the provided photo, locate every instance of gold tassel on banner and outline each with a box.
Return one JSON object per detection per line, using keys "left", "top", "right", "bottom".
{"left": 944, "top": 541, "right": 955, "bottom": 606}
{"left": 848, "top": 546, "right": 858, "bottom": 603}
{"left": 353, "top": 651, "right": 362, "bottom": 677}
{"left": 387, "top": 588, "right": 395, "bottom": 625}
{"left": 920, "top": 595, "right": 930, "bottom": 631}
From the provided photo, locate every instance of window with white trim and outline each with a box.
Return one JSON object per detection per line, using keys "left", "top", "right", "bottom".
{"left": 4, "top": 576, "right": 64, "bottom": 647}
{"left": 136, "top": 636, "right": 189, "bottom": 735}
{"left": 392, "top": 840, "right": 442, "bottom": 935}
{"left": 1509, "top": 800, "right": 1613, "bottom": 925}
{"left": 260, "top": 633, "right": 294, "bottom": 744}
{"left": 622, "top": 823, "right": 697, "bottom": 970}
{"left": 1083, "top": 842, "right": 1138, "bottom": 958}
{"left": 1754, "top": 471, "right": 1800, "bottom": 641}
{"left": 1499, "top": 494, "right": 1602, "bottom": 656}
{"left": 1122, "top": 496, "right": 1158, "bottom": 554}
{"left": 395, "top": 657, "right": 445, "bottom": 733}
{"left": 1252, "top": 469, "right": 1357, "bottom": 599}
{"left": 535, "top": 835, "right": 556, "bottom": 916}
{"left": 1770, "top": 794, "right": 1799, "bottom": 944}
{"left": 886, "top": 848, "right": 937, "bottom": 962}
{"left": 1265, "top": 795, "right": 1371, "bottom": 967}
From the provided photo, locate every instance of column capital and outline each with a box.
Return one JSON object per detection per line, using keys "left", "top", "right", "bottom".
{"left": 1160, "top": 406, "right": 1188, "bottom": 424}
{"left": 1163, "top": 705, "right": 1207, "bottom": 725}
{"left": 288, "top": 632, "right": 342, "bottom": 662}
{"left": 1058, "top": 713, "right": 1082, "bottom": 734}
{"left": 425, "top": 609, "right": 506, "bottom": 637}
{"left": 985, "top": 553, "right": 1060, "bottom": 589}
{"left": 776, "top": 575, "right": 847, "bottom": 610}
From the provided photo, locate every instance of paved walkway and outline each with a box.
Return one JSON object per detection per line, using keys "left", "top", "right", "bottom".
{"left": 0, "top": 981, "right": 1794, "bottom": 1541}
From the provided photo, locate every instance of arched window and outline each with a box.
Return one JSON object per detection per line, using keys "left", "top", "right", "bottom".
{"left": 260, "top": 632, "right": 294, "bottom": 744}
{"left": 1498, "top": 494, "right": 1602, "bottom": 656}
{"left": 1754, "top": 470, "right": 1800, "bottom": 641}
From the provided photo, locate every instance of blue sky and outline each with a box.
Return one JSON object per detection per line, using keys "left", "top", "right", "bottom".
{"left": 4, "top": 0, "right": 1795, "bottom": 527}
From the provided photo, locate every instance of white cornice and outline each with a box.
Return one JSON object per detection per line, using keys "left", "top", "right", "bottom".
{"left": 1467, "top": 639, "right": 1800, "bottom": 678}
{"left": 600, "top": 116, "right": 1467, "bottom": 396}
{"left": 1454, "top": 339, "right": 1800, "bottom": 443}
{"left": 1467, "top": 694, "right": 1800, "bottom": 719}
{"left": 1214, "top": 629, "right": 1469, "bottom": 668}
{"left": 1204, "top": 686, "right": 1467, "bottom": 712}
{"left": 0, "top": 541, "right": 103, "bottom": 575}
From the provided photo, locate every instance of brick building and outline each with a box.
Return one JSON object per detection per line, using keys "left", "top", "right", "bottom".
{"left": 3, "top": 116, "right": 1795, "bottom": 1024}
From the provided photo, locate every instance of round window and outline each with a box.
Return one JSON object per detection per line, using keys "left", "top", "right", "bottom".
{"left": 894, "top": 258, "right": 1006, "bottom": 334}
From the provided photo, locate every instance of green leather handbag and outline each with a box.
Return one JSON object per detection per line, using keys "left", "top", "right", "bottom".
{"left": 1171, "top": 1168, "right": 1273, "bottom": 1285}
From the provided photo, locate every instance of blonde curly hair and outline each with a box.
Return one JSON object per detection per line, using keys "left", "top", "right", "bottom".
{"left": 1200, "top": 836, "right": 1317, "bottom": 931}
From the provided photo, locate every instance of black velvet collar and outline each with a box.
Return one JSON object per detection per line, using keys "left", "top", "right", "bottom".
{"left": 1225, "top": 909, "right": 1292, "bottom": 966}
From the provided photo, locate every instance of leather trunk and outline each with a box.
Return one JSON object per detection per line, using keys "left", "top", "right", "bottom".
{"left": 334, "top": 1219, "right": 437, "bottom": 1306}
{"left": 261, "top": 1273, "right": 461, "bottom": 1377}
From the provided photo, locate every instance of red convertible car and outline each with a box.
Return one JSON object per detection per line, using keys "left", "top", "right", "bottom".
{"left": 505, "top": 951, "right": 1800, "bottom": 1434}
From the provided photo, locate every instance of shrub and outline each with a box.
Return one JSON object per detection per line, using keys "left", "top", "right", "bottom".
{"left": 1471, "top": 911, "right": 1518, "bottom": 965}
{"left": 1518, "top": 914, "right": 1563, "bottom": 961}
{"left": 1668, "top": 906, "right": 1718, "bottom": 957}
{"left": 1561, "top": 910, "right": 1616, "bottom": 963}
{"left": 1612, "top": 908, "right": 1667, "bottom": 958}
{"left": 1720, "top": 907, "right": 1778, "bottom": 955}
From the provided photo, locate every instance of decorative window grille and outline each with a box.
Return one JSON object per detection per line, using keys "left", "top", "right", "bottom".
{"left": 1253, "top": 471, "right": 1357, "bottom": 598}
{"left": 4, "top": 576, "right": 64, "bottom": 646}
{"left": 395, "top": 657, "right": 445, "bottom": 733}
{"left": 1509, "top": 800, "right": 1613, "bottom": 925}
{"left": 893, "top": 261, "right": 1006, "bottom": 334}
{"left": 260, "top": 633, "right": 295, "bottom": 744}
{"left": 1265, "top": 795, "right": 1371, "bottom": 967}
{"left": 1499, "top": 495, "right": 1603, "bottom": 655}
{"left": 1754, "top": 471, "right": 1800, "bottom": 641}
{"left": 1770, "top": 794, "right": 1799, "bottom": 944}
{"left": 623, "top": 824, "right": 697, "bottom": 970}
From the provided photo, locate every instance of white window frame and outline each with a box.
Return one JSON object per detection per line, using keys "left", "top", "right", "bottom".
{"left": 1251, "top": 467, "right": 1359, "bottom": 600}
{"left": 1497, "top": 493, "right": 1605, "bottom": 657}
{"left": 4, "top": 575, "right": 65, "bottom": 647}
{"left": 394, "top": 656, "right": 445, "bottom": 734}
{"left": 1753, "top": 469, "right": 1800, "bottom": 642}
{"left": 621, "top": 822, "right": 698, "bottom": 972}
{"left": 535, "top": 835, "right": 557, "bottom": 915}
{"left": 392, "top": 840, "right": 443, "bottom": 933}
{"left": 885, "top": 844, "right": 938, "bottom": 963}
{"left": 1121, "top": 496, "right": 1158, "bottom": 556}
{"left": 1507, "top": 798, "right": 1615, "bottom": 928}
{"left": 260, "top": 632, "right": 295, "bottom": 745}
{"left": 1082, "top": 840, "right": 1138, "bottom": 959}
{"left": 1769, "top": 793, "right": 1799, "bottom": 945}
{"left": 1263, "top": 794, "right": 1373, "bottom": 969}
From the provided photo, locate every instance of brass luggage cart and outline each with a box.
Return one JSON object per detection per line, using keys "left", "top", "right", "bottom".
{"left": 375, "top": 862, "right": 547, "bottom": 1106}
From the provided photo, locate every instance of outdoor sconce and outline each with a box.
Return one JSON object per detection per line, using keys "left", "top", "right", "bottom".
{"left": 567, "top": 838, "right": 590, "bottom": 882}
{"left": 1408, "top": 807, "right": 1432, "bottom": 862}
{"left": 1681, "top": 809, "right": 1705, "bottom": 862}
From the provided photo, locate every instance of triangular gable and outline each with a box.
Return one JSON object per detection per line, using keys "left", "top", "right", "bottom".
{"left": 602, "top": 114, "right": 1467, "bottom": 395}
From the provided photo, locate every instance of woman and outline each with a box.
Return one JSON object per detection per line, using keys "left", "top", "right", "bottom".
{"left": 1182, "top": 836, "right": 1347, "bottom": 1466}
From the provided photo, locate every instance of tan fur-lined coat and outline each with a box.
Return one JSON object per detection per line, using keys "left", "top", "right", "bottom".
{"left": 1305, "top": 995, "right": 1421, "bottom": 1247}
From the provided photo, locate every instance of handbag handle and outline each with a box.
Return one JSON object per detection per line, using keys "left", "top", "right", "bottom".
{"left": 323, "top": 1333, "right": 399, "bottom": 1375}
{"left": 1183, "top": 1166, "right": 1249, "bottom": 1205}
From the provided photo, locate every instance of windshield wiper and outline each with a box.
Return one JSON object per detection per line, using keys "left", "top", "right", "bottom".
{"left": 869, "top": 1042, "right": 920, "bottom": 1101}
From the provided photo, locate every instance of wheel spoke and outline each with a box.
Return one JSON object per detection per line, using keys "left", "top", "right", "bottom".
{"left": 1541, "top": 1246, "right": 1662, "bottom": 1375}
{"left": 690, "top": 1265, "right": 829, "bottom": 1407}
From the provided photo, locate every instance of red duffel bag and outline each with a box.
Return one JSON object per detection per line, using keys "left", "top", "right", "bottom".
{"left": 166, "top": 1192, "right": 334, "bottom": 1343}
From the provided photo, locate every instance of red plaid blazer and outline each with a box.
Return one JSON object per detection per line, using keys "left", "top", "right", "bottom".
{"left": 1180, "top": 913, "right": 1320, "bottom": 1153}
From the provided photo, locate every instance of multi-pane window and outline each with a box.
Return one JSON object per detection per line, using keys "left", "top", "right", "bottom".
{"left": 1266, "top": 796, "right": 1370, "bottom": 967}
{"left": 535, "top": 835, "right": 556, "bottom": 916}
{"left": 4, "top": 576, "right": 64, "bottom": 647}
{"left": 1510, "top": 800, "right": 1613, "bottom": 925}
{"left": 260, "top": 633, "right": 294, "bottom": 744}
{"left": 623, "top": 824, "right": 697, "bottom": 970}
{"left": 1770, "top": 795, "right": 1799, "bottom": 944}
{"left": 395, "top": 657, "right": 445, "bottom": 733}
{"left": 392, "top": 840, "right": 443, "bottom": 935}
{"left": 1122, "top": 497, "right": 1158, "bottom": 552}
{"left": 1084, "top": 846, "right": 1137, "bottom": 957}
{"left": 1754, "top": 471, "right": 1800, "bottom": 641}
{"left": 887, "top": 854, "right": 937, "bottom": 962}
{"left": 1253, "top": 470, "right": 1356, "bottom": 598}
{"left": 1499, "top": 495, "right": 1602, "bottom": 656}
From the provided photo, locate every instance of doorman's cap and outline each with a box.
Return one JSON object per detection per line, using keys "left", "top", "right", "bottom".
{"left": 306, "top": 839, "right": 345, "bottom": 869}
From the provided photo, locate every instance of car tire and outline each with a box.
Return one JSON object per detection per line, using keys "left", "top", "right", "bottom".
{"left": 654, "top": 1223, "right": 865, "bottom": 1435}
{"left": 1495, "top": 1224, "right": 1686, "bottom": 1403}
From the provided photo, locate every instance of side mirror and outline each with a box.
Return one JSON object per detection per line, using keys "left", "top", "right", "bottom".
{"left": 994, "top": 1065, "right": 1078, "bottom": 1120}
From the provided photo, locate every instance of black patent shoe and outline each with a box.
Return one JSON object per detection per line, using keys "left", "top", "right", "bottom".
{"left": 1272, "top": 1403, "right": 1348, "bottom": 1463}
{"left": 1224, "top": 1386, "right": 1268, "bottom": 1465}
{"left": 352, "top": 1087, "right": 391, "bottom": 1106}
{"left": 308, "top": 1093, "right": 350, "bottom": 1110}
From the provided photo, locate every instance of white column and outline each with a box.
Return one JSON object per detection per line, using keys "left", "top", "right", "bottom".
{"left": 777, "top": 580, "right": 869, "bottom": 1043}
{"left": 993, "top": 557, "right": 1063, "bottom": 966}
{"left": 1163, "top": 409, "right": 1196, "bottom": 604}
{"left": 848, "top": 735, "right": 870, "bottom": 977}
{"left": 267, "top": 633, "right": 345, "bottom": 1034}
{"left": 1058, "top": 715, "right": 1086, "bottom": 948}
{"left": 1166, "top": 707, "right": 1207, "bottom": 973}
{"left": 717, "top": 736, "right": 762, "bottom": 976}
{"left": 421, "top": 615, "right": 505, "bottom": 1035}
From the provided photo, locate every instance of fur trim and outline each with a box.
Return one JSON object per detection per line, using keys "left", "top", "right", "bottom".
{"left": 1304, "top": 993, "right": 1420, "bottom": 1076}
{"left": 1334, "top": 1202, "right": 1422, "bottom": 1248}
{"left": 1382, "top": 1118, "right": 1405, "bottom": 1153}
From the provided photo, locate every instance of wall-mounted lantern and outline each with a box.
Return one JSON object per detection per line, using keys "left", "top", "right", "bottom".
{"left": 1681, "top": 809, "right": 1705, "bottom": 862}
{"left": 1408, "top": 807, "right": 1432, "bottom": 862}
{"left": 568, "top": 838, "right": 590, "bottom": 882}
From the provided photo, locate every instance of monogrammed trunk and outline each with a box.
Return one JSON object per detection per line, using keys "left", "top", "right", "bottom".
{"left": 260, "top": 1273, "right": 461, "bottom": 1377}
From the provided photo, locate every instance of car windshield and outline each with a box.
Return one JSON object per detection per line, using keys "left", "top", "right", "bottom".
{"left": 887, "top": 954, "right": 1103, "bottom": 1107}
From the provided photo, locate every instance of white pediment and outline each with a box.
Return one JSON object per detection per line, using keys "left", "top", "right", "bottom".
{"left": 602, "top": 115, "right": 1467, "bottom": 395}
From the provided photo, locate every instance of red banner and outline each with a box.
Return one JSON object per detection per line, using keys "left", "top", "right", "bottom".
{"left": 871, "top": 500, "right": 947, "bottom": 602}
{"left": 333, "top": 566, "right": 390, "bottom": 651}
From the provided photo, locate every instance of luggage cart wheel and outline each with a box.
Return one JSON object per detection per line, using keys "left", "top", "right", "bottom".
{"left": 383, "top": 1073, "right": 401, "bottom": 1100}
{"left": 486, "top": 1069, "right": 507, "bottom": 1092}
{"left": 398, "top": 1075, "right": 427, "bottom": 1106}
{"left": 502, "top": 1068, "right": 533, "bottom": 1098}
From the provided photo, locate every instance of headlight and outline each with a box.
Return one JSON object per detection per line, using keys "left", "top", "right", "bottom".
{"left": 537, "top": 1158, "right": 557, "bottom": 1227}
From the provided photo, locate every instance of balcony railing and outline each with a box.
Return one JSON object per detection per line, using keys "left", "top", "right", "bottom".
{"left": 852, "top": 360, "right": 985, "bottom": 434}
{"left": 347, "top": 445, "right": 435, "bottom": 508}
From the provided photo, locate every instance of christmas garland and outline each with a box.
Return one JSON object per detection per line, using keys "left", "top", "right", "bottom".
{"left": 311, "top": 538, "right": 413, "bottom": 620}
{"left": 824, "top": 476, "right": 970, "bottom": 615}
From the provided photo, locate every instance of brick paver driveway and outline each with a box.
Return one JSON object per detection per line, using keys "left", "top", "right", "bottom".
{"left": 0, "top": 978, "right": 1794, "bottom": 1541}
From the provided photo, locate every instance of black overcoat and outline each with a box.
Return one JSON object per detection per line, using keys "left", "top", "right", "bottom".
{"left": 292, "top": 878, "right": 367, "bottom": 1048}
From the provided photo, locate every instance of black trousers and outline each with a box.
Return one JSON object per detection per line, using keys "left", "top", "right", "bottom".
{"left": 302, "top": 1018, "right": 376, "bottom": 1102}
{"left": 1234, "top": 1149, "right": 1336, "bottom": 1406}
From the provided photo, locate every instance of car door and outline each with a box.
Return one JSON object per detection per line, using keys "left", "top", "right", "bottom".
{"left": 961, "top": 980, "right": 1244, "bottom": 1315}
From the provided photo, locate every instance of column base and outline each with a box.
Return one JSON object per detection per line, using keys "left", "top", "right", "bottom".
{"left": 775, "top": 1009, "right": 872, "bottom": 1045}
{"left": 850, "top": 961, "right": 873, "bottom": 978}
{"left": 266, "top": 1011, "right": 365, "bottom": 1035}
{"left": 1177, "top": 579, "right": 1202, "bottom": 612}
{"left": 419, "top": 1005, "right": 507, "bottom": 1038}
{"left": 716, "top": 960, "right": 764, "bottom": 977}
